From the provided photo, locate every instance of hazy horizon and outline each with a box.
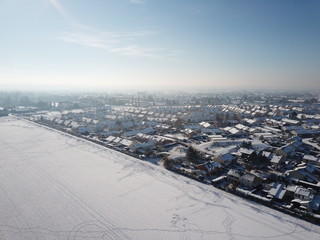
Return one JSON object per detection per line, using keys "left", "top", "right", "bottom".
{"left": 1, "top": 0, "right": 320, "bottom": 91}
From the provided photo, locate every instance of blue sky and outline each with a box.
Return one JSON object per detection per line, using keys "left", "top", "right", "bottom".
{"left": 0, "top": 0, "right": 319, "bottom": 91}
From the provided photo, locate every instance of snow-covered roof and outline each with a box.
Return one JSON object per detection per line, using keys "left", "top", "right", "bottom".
{"left": 105, "top": 135, "right": 116, "bottom": 142}
{"left": 120, "top": 139, "right": 133, "bottom": 147}
{"left": 268, "top": 182, "right": 286, "bottom": 200}
{"left": 271, "top": 155, "right": 283, "bottom": 164}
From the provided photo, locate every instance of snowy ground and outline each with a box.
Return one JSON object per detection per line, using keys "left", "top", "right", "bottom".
{"left": 0, "top": 116, "right": 319, "bottom": 240}
{"left": 193, "top": 139, "right": 270, "bottom": 157}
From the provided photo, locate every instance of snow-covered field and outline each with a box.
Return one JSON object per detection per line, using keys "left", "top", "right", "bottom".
{"left": 0, "top": 116, "right": 319, "bottom": 240}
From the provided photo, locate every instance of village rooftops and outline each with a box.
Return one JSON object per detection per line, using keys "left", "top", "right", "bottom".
{"left": 294, "top": 187, "right": 315, "bottom": 201}
{"left": 268, "top": 182, "right": 287, "bottom": 200}
{"left": 237, "top": 148, "right": 254, "bottom": 156}
{"left": 270, "top": 155, "right": 283, "bottom": 164}
{"left": 303, "top": 155, "right": 320, "bottom": 166}
{"left": 227, "top": 169, "right": 241, "bottom": 179}
{"left": 282, "top": 118, "right": 300, "bottom": 125}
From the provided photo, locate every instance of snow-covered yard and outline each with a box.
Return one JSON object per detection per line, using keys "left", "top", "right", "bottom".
{"left": 0, "top": 117, "right": 319, "bottom": 240}
{"left": 193, "top": 138, "right": 270, "bottom": 157}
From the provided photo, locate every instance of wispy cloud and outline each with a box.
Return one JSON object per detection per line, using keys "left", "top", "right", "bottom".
{"left": 57, "top": 31, "right": 157, "bottom": 46}
{"left": 50, "top": 0, "right": 181, "bottom": 60}
{"left": 49, "top": 0, "right": 74, "bottom": 24}
{"left": 57, "top": 31, "right": 181, "bottom": 60}
{"left": 49, "top": 0, "right": 91, "bottom": 30}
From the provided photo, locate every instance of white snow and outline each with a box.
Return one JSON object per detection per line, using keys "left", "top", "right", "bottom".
{"left": 193, "top": 138, "right": 270, "bottom": 157}
{"left": 0, "top": 116, "right": 319, "bottom": 240}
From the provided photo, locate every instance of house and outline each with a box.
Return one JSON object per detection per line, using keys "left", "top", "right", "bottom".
{"left": 235, "top": 148, "right": 255, "bottom": 158}
{"left": 183, "top": 128, "right": 197, "bottom": 137}
{"left": 69, "top": 121, "right": 80, "bottom": 131}
{"left": 129, "top": 141, "right": 156, "bottom": 154}
{"left": 235, "top": 124, "right": 248, "bottom": 131}
{"left": 195, "top": 161, "right": 222, "bottom": 175}
{"left": 105, "top": 135, "right": 116, "bottom": 143}
{"left": 201, "top": 128, "right": 222, "bottom": 135}
{"left": 291, "top": 129, "right": 318, "bottom": 138}
{"left": 213, "top": 153, "right": 236, "bottom": 166}
{"left": 223, "top": 127, "right": 242, "bottom": 137}
{"left": 285, "top": 185, "right": 297, "bottom": 199}
{"left": 199, "top": 121, "right": 211, "bottom": 128}
{"left": 275, "top": 141, "right": 304, "bottom": 158}
{"left": 303, "top": 155, "right": 320, "bottom": 166}
{"left": 262, "top": 151, "right": 273, "bottom": 160}
{"left": 285, "top": 164, "right": 320, "bottom": 184}
{"left": 294, "top": 187, "right": 315, "bottom": 201}
{"left": 192, "top": 169, "right": 207, "bottom": 180}
{"left": 112, "top": 137, "right": 122, "bottom": 144}
{"left": 227, "top": 169, "right": 262, "bottom": 188}
{"left": 270, "top": 154, "right": 285, "bottom": 169}
{"left": 268, "top": 182, "right": 287, "bottom": 201}
{"left": 119, "top": 139, "right": 133, "bottom": 148}
{"left": 240, "top": 173, "right": 262, "bottom": 188}
{"left": 282, "top": 118, "right": 300, "bottom": 126}
{"left": 243, "top": 118, "right": 257, "bottom": 126}
{"left": 227, "top": 169, "right": 241, "bottom": 183}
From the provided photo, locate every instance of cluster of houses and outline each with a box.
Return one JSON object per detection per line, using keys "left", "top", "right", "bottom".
{"left": 22, "top": 93, "right": 320, "bottom": 219}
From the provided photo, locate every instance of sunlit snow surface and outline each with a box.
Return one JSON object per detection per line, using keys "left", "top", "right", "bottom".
{"left": 0, "top": 117, "right": 319, "bottom": 240}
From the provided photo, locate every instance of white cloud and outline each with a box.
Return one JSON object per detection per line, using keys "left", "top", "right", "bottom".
{"left": 57, "top": 30, "right": 181, "bottom": 60}
{"left": 51, "top": 0, "right": 180, "bottom": 60}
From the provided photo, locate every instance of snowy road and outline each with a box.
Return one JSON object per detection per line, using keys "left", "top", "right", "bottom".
{"left": 0, "top": 117, "right": 319, "bottom": 240}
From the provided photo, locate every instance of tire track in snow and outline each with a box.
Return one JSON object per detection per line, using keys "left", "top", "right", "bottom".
{"left": 223, "top": 216, "right": 235, "bottom": 240}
